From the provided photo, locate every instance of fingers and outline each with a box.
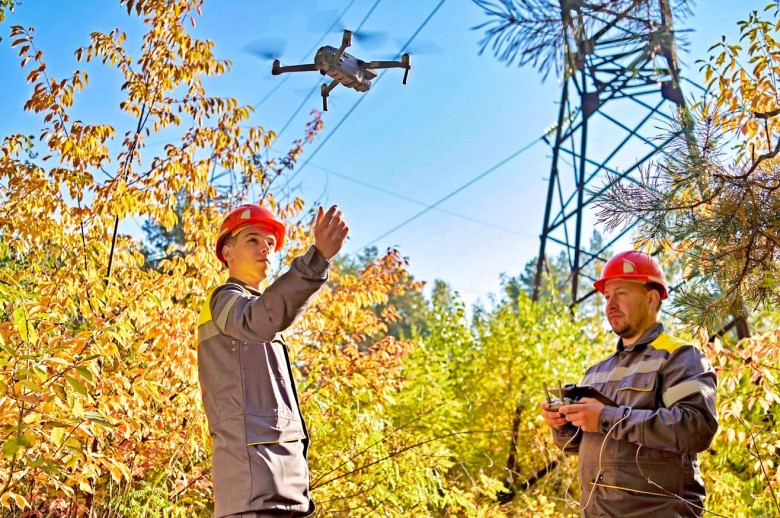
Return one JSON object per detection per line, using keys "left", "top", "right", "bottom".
{"left": 315, "top": 205, "right": 337, "bottom": 228}
{"left": 335, "top": 215, "right": 349, "bottom": 239}
{"left": 327, "top": 207, "right": 349, "bottom": 238}
{"left": 559, "top": 402, "right": 602, "bottom": 432}
{"left": 540, "top": 402, "right": 567, "bottom": 430}
{"left": 324, "top": 205, "right": 338, "bottom": 224}
{"left": 313, "top": 205, "right": 349, "bottom": 260}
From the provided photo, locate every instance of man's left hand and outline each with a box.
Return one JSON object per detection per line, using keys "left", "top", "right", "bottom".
{"left": 559, "top": 397, "right": 605, "bottom": 432}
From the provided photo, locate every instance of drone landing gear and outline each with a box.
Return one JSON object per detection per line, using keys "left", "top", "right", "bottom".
{"left": 320, "top": 79, "right": 339, "bottom": 111}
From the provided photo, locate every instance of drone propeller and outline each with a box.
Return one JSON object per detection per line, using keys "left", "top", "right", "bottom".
{"left": 243, "top": 37, "right": 287, "bottom": 60}
{"left": 391, "top": 38, "right": 442, "bottom": 56}
{"left": 306, "top": 10, "right": 388, "bottom": 50}
{"left": 351, "top": 30, "right": 388, "bottom": 50}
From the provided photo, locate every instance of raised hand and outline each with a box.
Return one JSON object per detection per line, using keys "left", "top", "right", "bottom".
{"left": 314, "top": 205, "right": 349, "bottom": 261}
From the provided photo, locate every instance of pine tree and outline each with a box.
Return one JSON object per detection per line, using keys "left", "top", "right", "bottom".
{"left": 595, "top": 6, "right": 780, "bottom": 331}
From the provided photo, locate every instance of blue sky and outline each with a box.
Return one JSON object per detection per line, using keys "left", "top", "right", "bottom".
{"left": 0, "top": 0, "right": 765, "bottom": 307}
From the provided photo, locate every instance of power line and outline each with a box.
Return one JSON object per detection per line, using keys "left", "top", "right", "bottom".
{"left": 275, "top": 0, "right": 384, "bottom": 141}
{"left": 358, "top": 136, "right": 543, "bottom": 250}
{"left": 307, "top": 163, "right": 534, "bottom": 237}
{"left": 275, "top": 0, "right": 448, "bottom": 195}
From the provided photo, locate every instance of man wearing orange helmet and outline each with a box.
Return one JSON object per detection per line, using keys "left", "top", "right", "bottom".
{"left": 540, "top": 250, "right": 718, "bottom": 517}
{"left": 197, "top": 204, "right": 348, "bottom": 517}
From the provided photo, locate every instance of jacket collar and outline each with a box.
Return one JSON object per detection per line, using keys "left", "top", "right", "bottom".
{"left": 226, "top": 276, "right": 262, "bottom": 296}
{"left": 617, "top": 322, "right": 664, "bottom": 352}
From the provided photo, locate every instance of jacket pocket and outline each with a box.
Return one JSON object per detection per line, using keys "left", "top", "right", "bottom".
{"left": 239, "top": 340, "right": 305, "bottom": 445}
{"left": 240, "top": 340, "right": 298, "bottom": 416}
{"left": 617, "top": 371, "right": 656, "bottom": 391}
{"left": 616, "top": 372, "right": 658, "bottom": 408}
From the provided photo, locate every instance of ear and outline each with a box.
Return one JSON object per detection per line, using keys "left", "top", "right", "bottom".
{"left": 222, "top": 245, "right": 233, "bottom": 264}
{"left": 647, "top": 288, "right": 661, "bottom": 311}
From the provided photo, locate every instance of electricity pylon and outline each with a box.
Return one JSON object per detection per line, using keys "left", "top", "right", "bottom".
{"left": 532, "top": 0, "right": 689, "bottom": 306}
{"left": 476, "top": 0, "right": 694, "bottom": 307}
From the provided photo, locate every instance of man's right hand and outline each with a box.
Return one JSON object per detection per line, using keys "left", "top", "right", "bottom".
{"left": 540, "top": 402, "right": 569, "bottom": 431}
{"left": 314, "top": 205, "right": 349, "bottom": 261}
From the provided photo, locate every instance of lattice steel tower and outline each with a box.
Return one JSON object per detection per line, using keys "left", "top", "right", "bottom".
{"left": 476, "top": 0, "right": 691, "bottom": 305}
{"left": 535, "top": 0, "right": 688, "bottom": 304}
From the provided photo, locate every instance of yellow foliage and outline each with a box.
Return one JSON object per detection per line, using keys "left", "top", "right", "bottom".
{"left": 0, "top": 2, "right": 427, "bottom": 515}
{"left": 705, "top": 7, "right": 780, "bottom": 158}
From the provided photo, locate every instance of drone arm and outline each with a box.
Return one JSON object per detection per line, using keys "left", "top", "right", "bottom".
{"left": 272, "top": 61, "right": 318, "bottom": 75}
{"left": 320, "top": 79, "right": 339, "bottom": 111}
{"left": 368, "top": 54, "right": 411, "bottom": 84}
{"left": 332, "top": 30, "right": 353, "bottom": 63}
{"left": 367, "top": 60, "right": 405, "bottom": 69}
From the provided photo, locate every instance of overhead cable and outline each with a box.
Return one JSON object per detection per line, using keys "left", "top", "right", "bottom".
{"left": 359, "top": 136, "right": 543, "bottom": 250}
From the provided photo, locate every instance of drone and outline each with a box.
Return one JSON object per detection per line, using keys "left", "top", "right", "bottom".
{"left": 271, "top": 30, "right": 411, "bottom": 111}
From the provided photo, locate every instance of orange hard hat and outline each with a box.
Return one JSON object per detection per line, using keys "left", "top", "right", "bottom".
{"left": 215, "top": 204, "right": 285, "bottom": 264}
{"left": 593, "top": 250, "right": 668, "bottom": 300}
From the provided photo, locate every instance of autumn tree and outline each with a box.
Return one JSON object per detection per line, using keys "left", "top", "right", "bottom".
{"left": 0, "top": 1, "right": 459, "bottom": 515}
{"left": 334, "top": 246, "right": 428, "bottom": 342}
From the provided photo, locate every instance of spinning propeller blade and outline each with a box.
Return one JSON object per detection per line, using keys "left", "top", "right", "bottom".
{"left": 243, "top": 37, "right": 286, "bottom": 60}
{"left": 306, "top": 10, "right": 388, "bottom": 50}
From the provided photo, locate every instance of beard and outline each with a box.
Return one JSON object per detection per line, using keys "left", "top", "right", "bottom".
{"left": 608, "top": 314, "right": 637, "bottom": 338}
{"left": 611, "top": 320, "right": 636, "bottom": 337}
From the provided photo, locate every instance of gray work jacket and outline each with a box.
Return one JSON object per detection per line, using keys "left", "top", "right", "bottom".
{"left": 197, "top": 246, "right": 330, "bottom": 517}
{"left": 552, "top": 323, "right": 718, "bottom": 517}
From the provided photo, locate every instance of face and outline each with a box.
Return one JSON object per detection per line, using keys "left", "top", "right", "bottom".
{"left": 222, "top": 225, "right": 276, "bottom": 285}
{"left": 602, "top": 279, "right": 659, "bottom": 343}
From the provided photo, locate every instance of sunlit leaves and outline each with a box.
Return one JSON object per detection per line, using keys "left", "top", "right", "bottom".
{"left": 700, "top": 4, "right": 780, "bottom": 156}
{"left": 0, "top": 0, "right": 293, "bottom": 513}
{"left": 703, "top": 330, "right": 780, "bottom": 515}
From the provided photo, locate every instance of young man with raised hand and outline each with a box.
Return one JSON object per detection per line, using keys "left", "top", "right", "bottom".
{"left": 198, "top": 204, "right": 348, "bottom": 517}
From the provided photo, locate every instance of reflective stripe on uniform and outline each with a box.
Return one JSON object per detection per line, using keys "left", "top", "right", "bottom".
{"left": 583, "top": 334, "right": 689, "bottom": 386}
{"left": 198, "top": 320, "right": 221, "bottom": 343}
{"left": 662, "top": 379, "right": 713, "bottom": 407}
{"left": 215, "top": 292, "right": 242, "bottom": 332}
{"left": 583, "top": 357, "right": 666, "bottom": 385}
